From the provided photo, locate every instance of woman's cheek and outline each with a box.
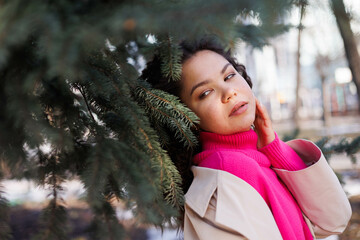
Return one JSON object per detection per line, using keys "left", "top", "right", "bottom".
{"left": 196, "top": 103, "right": 214, "bottom": 127}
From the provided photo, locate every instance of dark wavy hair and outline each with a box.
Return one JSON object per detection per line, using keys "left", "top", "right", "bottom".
{"left": 142, "top": 37, "right": 252, "bottom": 98}
{"left": 141, "top": 37, "right": 252, "bottom": 226}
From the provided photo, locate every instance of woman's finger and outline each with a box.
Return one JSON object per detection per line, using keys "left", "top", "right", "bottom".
{"left": 255, "top": 99, "right": 272, "bottom": 129}
{"left": 255, "top": 99, "right": 267, "bottom": 120}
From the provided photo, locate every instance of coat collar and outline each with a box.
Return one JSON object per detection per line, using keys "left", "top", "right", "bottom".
{"left": 185, "top": 166, "right": 283, "bottom": 240}
{"left": 185, "top": 166, "right": 218, "bottom": 218}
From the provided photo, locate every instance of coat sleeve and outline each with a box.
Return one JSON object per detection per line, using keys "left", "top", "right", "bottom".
{"left": 273, "top": 139, "right": 352, "bottom": 239}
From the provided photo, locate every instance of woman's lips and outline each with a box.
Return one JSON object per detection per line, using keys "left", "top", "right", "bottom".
{"left": 229, "top": 102, "right": 248, "bottom": 117}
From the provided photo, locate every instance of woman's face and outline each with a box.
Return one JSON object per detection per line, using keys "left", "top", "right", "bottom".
{"left": 180, "top": 50, "right": 256, "bottom": 135}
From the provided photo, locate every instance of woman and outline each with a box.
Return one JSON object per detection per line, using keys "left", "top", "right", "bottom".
{"left": 142, "top": 36, "right": 351, "bottom": 239}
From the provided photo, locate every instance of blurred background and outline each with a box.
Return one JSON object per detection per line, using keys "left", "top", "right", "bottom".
{"left": 1, "top": 0, "right": 360, "bottom": 239}
{"left": 239, "top": 0, "right": 360, "bottom": 138}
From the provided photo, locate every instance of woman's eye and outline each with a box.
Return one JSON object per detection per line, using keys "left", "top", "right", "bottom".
{"left": 199, "top": 90, "right": 211, "bottom": 99}
{"left": 225, "top": 73, "right": 235, "bottom": 81}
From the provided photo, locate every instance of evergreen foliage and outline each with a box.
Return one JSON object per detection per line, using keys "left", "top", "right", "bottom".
{"left": 158, "top": 36, "right": 183, "bottom": 83}
{"left": 0, "top": 185, "right": 11, "bottom": 240}
{"left": 316, "top": 136, "right": 360, "bottom": 165}
{"left": 282, "top": 129, "right": 360, "bottom": 165}
{"left": 2, "top": 0, "right": 357, "bottom": 239}
{"left": 32, "top": 199, "right": 68, "bottom": 240}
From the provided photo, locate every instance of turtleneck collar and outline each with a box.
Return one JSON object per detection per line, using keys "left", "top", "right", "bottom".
{"left": 200, "top": 129, "right": 258, "bottom": 151}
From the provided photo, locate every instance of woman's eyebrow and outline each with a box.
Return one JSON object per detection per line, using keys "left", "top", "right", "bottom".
{"left": 221, "top": 63, "right": 231, "bottom": 74}
{"left": 189, "top": 63, "right": 231, "bottom": 97}
{"left": 190, "top": 80, "right": 210, "bottom": 96}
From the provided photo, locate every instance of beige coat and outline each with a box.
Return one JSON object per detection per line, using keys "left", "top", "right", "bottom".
{"left": 184, "top": 139, "right": 352, "bottom": 239}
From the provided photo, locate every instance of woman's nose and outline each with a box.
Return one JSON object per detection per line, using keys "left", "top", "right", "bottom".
{"left": 222, "top": 87, "right": 237, "bottom": 103}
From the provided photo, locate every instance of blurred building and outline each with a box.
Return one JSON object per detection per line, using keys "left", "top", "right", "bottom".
{"left": 234, "top": 0, "right": 360, "bottom": 123}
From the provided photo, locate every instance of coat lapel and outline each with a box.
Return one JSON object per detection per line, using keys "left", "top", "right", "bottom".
{"left": 186, "top": 167, "right": 283, "bottom": 240}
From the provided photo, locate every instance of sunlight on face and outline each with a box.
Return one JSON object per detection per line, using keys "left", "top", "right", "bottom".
{"left": 180, "top": 50, "right": 256, "bottom": 135}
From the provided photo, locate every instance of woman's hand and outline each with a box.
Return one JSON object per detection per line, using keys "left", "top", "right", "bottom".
{"left": 254, "top": 99, "right": 275, "bottom": 149}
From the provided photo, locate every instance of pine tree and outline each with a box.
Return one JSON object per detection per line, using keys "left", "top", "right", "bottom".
{"left": 0, "top": 0, "right": 340, "bottom": 239}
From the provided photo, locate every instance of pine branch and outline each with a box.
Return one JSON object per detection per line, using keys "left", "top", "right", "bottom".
{"left": 0, "top": 185, "right": 11, "bottom": 240}
{"left": 315, "top": 135, "right": 360, "bottom": 164}
{"left": 134, "top": 82, "right": 199, "bottom": 149}
{"left": 78, "top": 69, "right": 179, "bottom": 224}
{"left": 138, "top": 128, "right": 184, "bottom": 211}
{"left": 83, "top": 57, "right": 184, "bottom": 223}
{"left": 32, "top": 199, "right": 68, "bottom": 240}
{"left": 81, "top": 138, "right": 113, "bottom": 209}
{"left": 73, "top": 83, "right": 97, "bottom": 123}
{"left": 158, "top": 35, "right": 182, "bottom": 82}
{"left": 34, "top": 151, "right": 68, "bottom": 240}
{"left": 89, "top": 199, "right": 125, "bottom": 240}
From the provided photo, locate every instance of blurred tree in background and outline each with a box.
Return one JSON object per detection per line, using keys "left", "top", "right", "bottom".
{"left": 294, "top": 0, "right": 306, "bottom": 128}
{"left": 0, "top": 0, "right": 297, "bottom": 238}
{"left": 330, "top": 0, "right": 360, "bottom": 111}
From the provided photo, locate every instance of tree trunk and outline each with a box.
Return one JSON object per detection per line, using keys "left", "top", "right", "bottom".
{"left": 315, "top": 55, "right": 331, "bottom": 127}
{"left": 294, "top": 3, "right": 306, "bottom": 128}
{"left": 330, "top": 0, "right": 360, "bottom": 111}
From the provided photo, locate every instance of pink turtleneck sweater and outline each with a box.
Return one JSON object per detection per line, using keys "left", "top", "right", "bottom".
{"left": 193, "top": 129, "right": 313, "bottom": 240}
